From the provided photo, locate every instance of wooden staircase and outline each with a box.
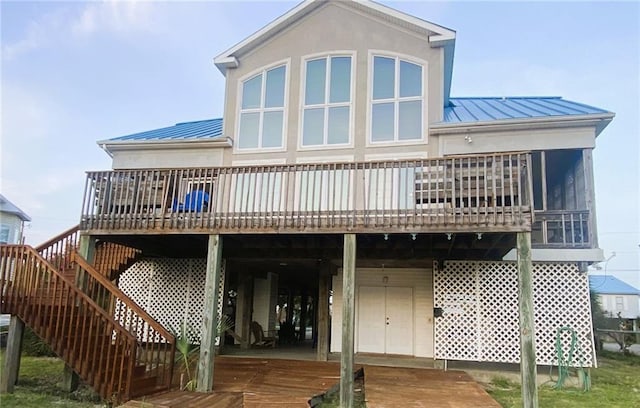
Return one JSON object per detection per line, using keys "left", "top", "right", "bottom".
{"left": 0, "top": 226, "right": 175, "bottom": 404}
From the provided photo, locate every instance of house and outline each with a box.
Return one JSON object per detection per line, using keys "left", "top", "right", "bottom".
{"left": 0, "top": 194, "right": 30, "bottom": 245}
{"left": 0, "top": 194, "right": 30, "bottom": 328}
{"left": 1, "top": 0, "right": 615, "bottom": 404}
{"left": 590, "top": 275, "right": 640, "bottom": 320}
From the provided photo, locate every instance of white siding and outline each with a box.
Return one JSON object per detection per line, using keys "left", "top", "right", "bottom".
{"left": 331, "top": 267, "right": 433, "bottom": 357}
{"left": 598, "top": 293, "right": 640, "bottom": 319}
{"left": 0, "top": 213, "right": 24, "bottom": 244}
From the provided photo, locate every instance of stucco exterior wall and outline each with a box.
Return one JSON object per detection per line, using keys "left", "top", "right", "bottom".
{"left": 111, "top": 147, "right": 225, "bottom": 169}
{"left": 436, "top": 126, "right": 597, "bottom": 156}
{"left": 222, "top": 2, "right": 443, "bottom": 166}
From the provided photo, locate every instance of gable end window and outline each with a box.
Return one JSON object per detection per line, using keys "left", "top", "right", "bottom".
{"left": 302, "top": 55, "right": 352, "bottom": 147}
{"left": 371, "top": 56, "right": 423, "bottom": 143}
{"left": 238, "top": 64, "right": 287, "bottom": 150}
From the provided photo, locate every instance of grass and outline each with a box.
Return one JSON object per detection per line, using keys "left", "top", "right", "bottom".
{"left": 0, "top": 351, "right": 104, "bottom": 408}
{"left": 486, "top": 351, "right": 640, "bottom": 407}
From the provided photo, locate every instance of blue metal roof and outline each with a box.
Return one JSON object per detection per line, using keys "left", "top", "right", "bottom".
{"left": 0, "top": 194, "right": 31, "bottom": 222}
{"left": 104, "top": 118, "right": 223, "bottom": 142}
{"left": 443, "top": 97, "right": 610, "bottom": 124}
{"left": 589, "top": 275, "right": 640, "bottom": 295}
{"left": 102, "top": 97, "right": 611, "bottom": 143}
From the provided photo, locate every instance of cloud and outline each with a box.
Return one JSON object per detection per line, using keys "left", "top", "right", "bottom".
{"left": 2, "top": 0, "right": 157, "bottom": 61}
{"left": 71, "top": 0, "right": 156, "bottom": 37}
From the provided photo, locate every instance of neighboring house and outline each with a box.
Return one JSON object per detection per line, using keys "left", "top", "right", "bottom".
{"left": 1, "top": 0, "right": 616, "bottom": 402}
{"left": 0, "top": 194, "right": 30, "bottom": 244}
{"left": 0, "top": 194, "right": 30, "bottom": 328}
{"left": 590, "top": 275, "right": 640, "bottom": 320}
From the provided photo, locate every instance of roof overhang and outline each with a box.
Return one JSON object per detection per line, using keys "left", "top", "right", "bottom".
{"left": 213, "top": 0, "right": 456, "bottom": 74}
{"left": 99, "top": 137, "right": 233, "bottom": 157}
{"left": 430, "top": 112, "right": 615, "bottom": 136}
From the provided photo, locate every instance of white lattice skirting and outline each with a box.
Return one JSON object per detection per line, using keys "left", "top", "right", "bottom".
{"left": 434, "top": 261, "right": 594, "bottom": 367}
{"left": 117, "top": 258, "right": 225, "bottom": 345}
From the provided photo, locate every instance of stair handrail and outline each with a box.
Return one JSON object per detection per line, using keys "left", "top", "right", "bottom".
{"left": 72, "top": 252, "right": 176, "bottom": 343}
{"left": 0, "top": 244, "right": 139, "bottom": 401}
{"left": 35, "top": 225, "right": 80, "bottom": 252}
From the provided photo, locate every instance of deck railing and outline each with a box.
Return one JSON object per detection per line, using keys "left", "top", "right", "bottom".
{"left": 81, "top": 152, "right": 533, "bottom": 233}
{"left": 532, "top": 209, "right": 591, "bottom": 248}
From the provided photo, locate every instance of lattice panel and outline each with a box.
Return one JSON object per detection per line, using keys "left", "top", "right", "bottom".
{"left": 434, "top": 261, "right": 594, "bottom": 366}
{"left": 479, "top": 262, "right": 520, "bottom": 363}
{"left": 433, "top": 261, "right": 479, "bottom": 360}
{"left": 118, "top": 258, "right": 207, "bottom": 344}
{"left": 533, "top": 263, "right": 593, "bottom": 367}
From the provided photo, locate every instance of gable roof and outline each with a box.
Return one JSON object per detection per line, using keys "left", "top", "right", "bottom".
{"left": 0, "top": 194, "right": 31, "bottom": 222}
{"left": 589, "top": 275, "right": 640, "bottom": 295}
{"left": 214, "top": 0, "right": 455, "bottom": 72}
{"left": 99, "top": 119, "right": 223, "bottom": 144}
{"left": 213, "top": 0, "right": 457, "bottom": 105}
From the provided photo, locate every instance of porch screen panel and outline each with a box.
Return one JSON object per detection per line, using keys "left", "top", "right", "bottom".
{"left": 364, "top": 166, "right": 416, "bottom": 211}
{"left": 229, "top": 170, "right": 285, "bottom": 214}
{"left": 294, "top": 167, "right": 352, "bottom": 212}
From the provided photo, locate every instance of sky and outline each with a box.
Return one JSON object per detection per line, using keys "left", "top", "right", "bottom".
{"left": 1, "top": 0, "right": 639, "bottom": 288}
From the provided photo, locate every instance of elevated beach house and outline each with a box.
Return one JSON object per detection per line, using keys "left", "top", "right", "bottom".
{"left": 1, "top": 0, "right": 614, "bottom": 404}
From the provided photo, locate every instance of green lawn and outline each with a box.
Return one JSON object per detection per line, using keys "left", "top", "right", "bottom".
{"left": 487, "top": 351, "right": 640, "bottom": 407}
{"left": 0, "top": 352, "right": 103, "bottom": 408}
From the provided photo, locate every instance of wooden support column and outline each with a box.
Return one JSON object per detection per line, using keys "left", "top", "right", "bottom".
{"left": 582, "top": 149, "right": 599, "bottom": 247}
{"left": 0, "top": 315, "right": 25, "bottom": 393}
{"left": 239, "top": 272, "right": 254, "bottom": 349}
{"left": 517, "top": 232, "right": 538, "bottom": 408}
{"left": 316, "top": 264, "right": 331, "bottom": 361}
{"left": 340, "top": 234, "right": 356, "bottom": 408}
{"left": 197, "top": 234, "right": 223, "bottom": 393}
{"left": 299, "top": 290, "right": 308, "bottom": 341}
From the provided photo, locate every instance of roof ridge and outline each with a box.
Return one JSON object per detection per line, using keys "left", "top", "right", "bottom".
{"left": 450, "top": 96, "right": 562, "bottom": 100}
{"left": 175, "top": 118, "right": 222, "bottom": 126}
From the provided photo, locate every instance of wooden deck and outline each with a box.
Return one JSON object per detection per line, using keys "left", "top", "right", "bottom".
{"left": 122, "top": 357, "right": 499, "bottom": 408}
{"left": 81, "top": 152, "right": 533, "bottom": 235}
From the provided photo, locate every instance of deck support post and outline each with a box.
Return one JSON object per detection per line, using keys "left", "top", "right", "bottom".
{"left": 0, "top": 315, "right": 25, "bottom": 393}
{"left": 340, "top": 234, "right": 356, "bottom": 408}
{"left": 238, "top": 271, "right": 253, "bottom": 349}
{"left": 316, "top": 263, "right": 331, "bottom": 361}
{"left": 517, "top": 232, "right": 538, "bottom": 408}
{"left": 197, "top": 234, "right": 223, "bottom": 392}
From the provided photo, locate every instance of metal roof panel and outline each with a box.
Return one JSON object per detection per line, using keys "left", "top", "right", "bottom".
{"left": 589, "top": 275, "right": 640, "bottom": 295}
{"left": 443, "top": 97, "right": 610, "bottom": 124}
{"left": 105, "top": 118, "right": 223, "bottom": 142}
{"left": 102, "top": 98, "right": 610, "bottom": 143}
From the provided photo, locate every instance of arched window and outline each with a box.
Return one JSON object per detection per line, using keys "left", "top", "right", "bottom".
{"left": 370, "top": 55, "right": 423, "bottom": 143}
{"left": 237, "top": 64, "right": 287, "bottom": 150}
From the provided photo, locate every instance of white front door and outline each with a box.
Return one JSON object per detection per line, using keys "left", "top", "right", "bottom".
{"left": 358, "top": 286, "right": 414, "bottom": 355}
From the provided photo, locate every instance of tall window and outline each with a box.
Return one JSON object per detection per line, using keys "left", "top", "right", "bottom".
{"left": 371, "top": 56, "right": 423, "bottom": 143}
{"left": 238, "top": 64, "right": 286, "bottom": 149}
{"left": 302, "top": 56, "right": 352, "bottom": 147}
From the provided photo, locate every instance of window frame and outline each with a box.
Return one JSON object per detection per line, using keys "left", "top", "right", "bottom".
{"left": 367, "top": 51, "right": 428, "bottom": 147}
{"left": 298, "top": 51, "right": 356, "bottom": 151}
{"left": 235, "top": 60, "right": 290, "bottom": 153}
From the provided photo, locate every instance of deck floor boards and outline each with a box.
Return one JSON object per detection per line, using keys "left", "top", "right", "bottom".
{"left": 122, "top": 356, "right": 499, "bottom": 407}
